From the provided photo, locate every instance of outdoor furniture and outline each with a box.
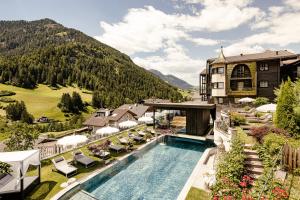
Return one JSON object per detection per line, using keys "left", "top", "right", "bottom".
{"left": 138, "top": 131, "right": 146, "bottom": 136}
{"left": 0, "top": 150, "right": 41, "bottom": 199}
{"left": 73, "top": 151, "right": 96, "bottom": 168}
{"left": 247, "top": 115, "right": 272, "bottom": 123}
{"left": 132, "top": 135, "right": 144, "bottom": 143}
{"left": 118, "top": 136, "right": 130, "bottom": 145}
{"left": 52, "top": 156, "right": 78, "bottom": 177}
{"left": 238, "top": 108, "right": 255, "bottom": 114}
{"left": 109, "top": 144, "right": 125, "bottom": 153}
{"left": 92, "top": 149, "right": 111, "bottom": 160}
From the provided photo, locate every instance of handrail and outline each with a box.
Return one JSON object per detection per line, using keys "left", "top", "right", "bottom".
{"left": 257, "top": 145, "right": 284, "bottom": 199}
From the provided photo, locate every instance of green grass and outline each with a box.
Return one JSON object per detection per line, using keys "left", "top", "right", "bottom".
{"left": 0, "top": 84, "right": 93, "bottom": 121}
{"left": 26, "top": 125, "right": 150, "bottom": 200}
{"left": 236, "top": 127, "right": 257, "bottom": 145}
{"left": 285, "top": 174, "right": 300, "bottom": 200}
{"left": 185, "top": 187, "right": 210, "bottom": 200}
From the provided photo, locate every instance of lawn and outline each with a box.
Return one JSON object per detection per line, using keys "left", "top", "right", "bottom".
{"left": 26, "top": 125, "right": 150, "bottom": 200}
{"left": 0, "top": 84, "right": 94, "bottom": 121}
{"left": 185, "top": 187, "right": 210, "bottom": 200}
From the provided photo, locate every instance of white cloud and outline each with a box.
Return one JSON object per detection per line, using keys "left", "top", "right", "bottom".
{"left": 133, "top": 43, "right": 205, "bottom": 85}
{"left": 284, "top": 0, "right": 300, "bottom": 10}
{"left": 226, "top": 5, "right": 300, "bottom": 56}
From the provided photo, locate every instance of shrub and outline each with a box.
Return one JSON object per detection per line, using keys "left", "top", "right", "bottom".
{"left": 214, "top": 135, "right": 245, "bottom": 191}
{"left": 263, "top": 133, "right": 286, "bottom": 156}
{"left": 254, "top": 97, "right": 269, "bottom": 107}
{"left": 0, "top": 161, "right": 12, "bottom": 174}
{"left": 0, "top": 97, "right": 16, "bottom": 103}
{"left": 249, "top": 126, "right": 270, "bottom": 143}
{"left": 231, "top": 113, "right": 246, "bottom": 126}
{"left": 0, "top": 90, "right": 16, "bottom": 97}
{"left": 244, "top": 106, "right": 251, "bottom": 111}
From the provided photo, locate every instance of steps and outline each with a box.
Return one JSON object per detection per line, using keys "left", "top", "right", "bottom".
{"left": 244, "top": 144, "right": 264, "bottom": 179}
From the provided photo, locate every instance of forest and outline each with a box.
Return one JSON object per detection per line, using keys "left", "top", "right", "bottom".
{"left": 0, "top": 19, "right": 183, "bottom": 108}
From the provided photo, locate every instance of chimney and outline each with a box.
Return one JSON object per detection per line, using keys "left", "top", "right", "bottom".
{"left": 276, "top": 51, "right": 279, "bottom": 55}
{"left": 240, "top": 53, "right": 243, "bottom": 56}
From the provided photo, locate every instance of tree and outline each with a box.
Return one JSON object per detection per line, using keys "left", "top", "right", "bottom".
{"left": 58, "top": 93, "right": 73, "bottom": 112}
{"left": 275, "top": 78, "right": 298, "bottom": 135}
{"left": 72, "top": 92, "right": 84, "bottom": 112}
{"left": 5, "top": 101, "right": 34, "bottom": 124}
{"left": 0, "top": 161, "right": 12, "bottom": 174}
{"left": 5, "top": 123, "right": 39, "bottom": 151}
{"left": 253, "top": 97, "right": 269, "bottom": 107}
{"left": 92, "top": 91, "right": 105, "bottom": 108}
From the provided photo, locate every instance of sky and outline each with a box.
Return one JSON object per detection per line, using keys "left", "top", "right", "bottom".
{"left": 1, "top": 0, "right": 300, "bottom": 86}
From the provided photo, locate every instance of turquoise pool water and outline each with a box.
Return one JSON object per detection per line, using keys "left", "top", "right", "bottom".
{"left": 82, "top": 136, "right": 214, "bottom": 200}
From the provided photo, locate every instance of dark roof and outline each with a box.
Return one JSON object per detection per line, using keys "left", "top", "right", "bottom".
{"left": 209, "top": 50, "right": 296, "bottom": 64}
{"left": 118, "top": 104, "right": 149, "bottom": 118}
{"left": 282, "top": 58, "right": 300, "bottom": 65}
{"left": 108, "top": 109, "right": 137, "bottom": 121}
{"left": 200, "top": 68, "right": 207, "bottom": 75}
{"left": 83, "top": 114, "right": 107, "bottom": 127}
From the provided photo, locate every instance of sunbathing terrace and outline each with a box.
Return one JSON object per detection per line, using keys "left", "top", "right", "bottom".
{"left": 145, "top": 101, "right": 216, "bottom": 136}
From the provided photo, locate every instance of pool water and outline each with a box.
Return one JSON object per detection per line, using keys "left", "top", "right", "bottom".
{"left": 82, "top": 137, "right": 213, "bottom": 200}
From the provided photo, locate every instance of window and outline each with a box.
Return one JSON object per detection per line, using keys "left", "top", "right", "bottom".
{"left": 231, "top": 64, "right": 251, "bottom": 78}
{"left": 212, "top": 82, "right": 224, "bottom": 89}
{"left": 218, "top": 98, "right": 223, "bottom": 104}
{"left": 259, "top": 81, "right": 268, "bottom": 88}
{"left": 212, "top": 67, "right": 225, "bottom": 74}
{"left": 259, "top": 63, "right": 269, "bottom": 71}
{"left": 217, "top": 67, "right": 224, "bottom": 74}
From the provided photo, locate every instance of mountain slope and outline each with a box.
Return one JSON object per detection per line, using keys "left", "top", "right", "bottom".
{"left": 0, "top": 19, "right": 183, "bottom": 107}
{"left": 149, "top": 69, "right": 193, "bottom": 90}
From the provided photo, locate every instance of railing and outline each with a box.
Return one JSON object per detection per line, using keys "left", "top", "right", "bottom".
{"left": 282, "top": 143, "right": 300, "bottom": 170}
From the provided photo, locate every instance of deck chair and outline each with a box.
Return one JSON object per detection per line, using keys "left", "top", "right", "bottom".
{"left": 73, "top": 150, "right": 96, "bottom": 168}
{"left": 118, "top": 136, "right": 130, "bottom": 145}
{"left": 138, "top": 131, "right": 146, "bottom": 136}
{"left": 52, "top": 156, "right": 77, "bottom": 177}
{"left": 109, "top": 144, "right": 124, "bottom": 153}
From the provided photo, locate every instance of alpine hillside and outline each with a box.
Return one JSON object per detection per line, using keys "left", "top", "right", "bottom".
{"left": 149, "top": 69, "right": 193, "bottom": 90}
{"left": 0, "top": 19, "right": 183, "bottom": 108}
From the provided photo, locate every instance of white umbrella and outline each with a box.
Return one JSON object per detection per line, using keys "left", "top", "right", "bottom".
{"left": 96, "top": 126, "right": 120, "bottom": 136}
{"left": 138, "top": 116, "right": 153, "bottom": 124}
{"left": 238, "top": 97, "right": 255, "bottom": 103}
{"left": 118, "top": 120, "right": 138, "bottom": 129}
{"left": 256, "top": 103, "right": 277, "bottom": 113}
{"left": 57, "top": 135, "right": 88, "bottom": 147}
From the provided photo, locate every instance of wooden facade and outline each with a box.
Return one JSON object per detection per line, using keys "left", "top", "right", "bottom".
{"left": 200, "top": 50, "right": 299, "bottom": 104}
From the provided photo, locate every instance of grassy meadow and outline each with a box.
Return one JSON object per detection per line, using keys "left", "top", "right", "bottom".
{"left": 0, "top": 84, "right": 94, "bottom": 121}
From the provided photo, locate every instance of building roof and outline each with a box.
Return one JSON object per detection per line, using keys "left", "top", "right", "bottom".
{"left": 209, "top": 50, "right": 296, "bottom": 64}
{"left": 83, "top": 114, "right": 107, "bottom": 127}
{"left": 282, "top": 58, "right": 300, "bottom": 65}
{"left": 200, "top": 68, "right": 207, "bottom": 75}
{"left": 212, "top": 47, "right": 227, "bottom": 64}
{"left": 118, "top": 104, "right": 149, "bottom": 118}
{"left": 108, "top": 109, "right": 137, "bottom": 121}
{"left": 144, "top": 98, "right": 171, "bottom": 104}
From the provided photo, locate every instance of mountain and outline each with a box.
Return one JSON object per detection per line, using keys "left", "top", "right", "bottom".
{"left": 149, "top": 69, "right": 193, "bottom": 90}
{"left": 0, "top": 19, "right": 183, "bottom": 108}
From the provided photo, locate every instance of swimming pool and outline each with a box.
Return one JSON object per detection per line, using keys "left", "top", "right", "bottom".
{"left": 68, "top": 136, "right": 214, "bottom": 200}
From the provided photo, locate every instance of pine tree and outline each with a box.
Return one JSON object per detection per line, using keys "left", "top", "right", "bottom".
{"left": 275, "top": 78, "right": 298, "bottom": 135}
{"left": 72, "top": 92, "right": 84, "bottom": 112}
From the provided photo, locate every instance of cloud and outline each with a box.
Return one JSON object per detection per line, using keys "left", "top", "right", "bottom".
{"left": 225, "top": 5, "right": 300, "bottom": 56}
{"left": 133, "top": 43, "right": 205, "bottom": 85}
{"left": 284, "top": 0, "right": 300, "bottom": 10}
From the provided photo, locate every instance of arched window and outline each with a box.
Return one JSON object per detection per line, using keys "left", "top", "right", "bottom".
{"left": 230, "top": 64, "right": 252, "bottom": 91}
{"left": 231, "top": 64, "right": 251, "bottom": 78}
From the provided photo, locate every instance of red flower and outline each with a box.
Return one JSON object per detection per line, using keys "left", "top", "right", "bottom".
{"left": 224, "top": 196, "right": 233, "bottom": 200}
{"left": 213, "top": 196, "right": 219, "bottom": 200}
{"left": 240, "top": 181, "right": 247, "bottom": 188}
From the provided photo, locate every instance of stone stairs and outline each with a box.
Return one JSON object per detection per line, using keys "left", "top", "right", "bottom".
{"left": 244, "top": 144, "right": 264, "bottom": 179}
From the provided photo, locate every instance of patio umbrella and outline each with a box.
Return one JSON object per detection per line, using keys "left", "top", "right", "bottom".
{"left": 256, "top": 103, "right": 277, "bottom": 113}
{"left": 238, "top": 97, "right": 255, "bottom": 103}
{"left": 119, "top": 120, "right": 138, "bottom": 129}
{"left": 96, "top": 126, "right": 120, "bottom": 136}
{"left": 138, "top": 116, "right": 153, "bottom": 124}
{"left": 57, "top": 135, "right": 88, "bottom": 148}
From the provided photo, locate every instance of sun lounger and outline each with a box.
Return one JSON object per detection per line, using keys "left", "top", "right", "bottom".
{"left": 247, "top": 115, "right": 272, "bottom": 123}
{"left": 132, "top": 135, "right": 144, "bottom": 142}
{"left": 118, "top": 137, "right": 130, "bottom": 145}
{"left": 238, "top": 108, "right": 255, "bottom": 114}
{"left": 73, "top": 151, "right": 96, "bottom": 168}
{"left": 138, "top": 131, "right": 146, "bottom": 136}
{"left": 109, "top": 144, "right": 124, "bottom": 153}
{"left": 92, "top": 149, "right": 111, "bottom": 160}
{"left": 52, "top": 156, "right": 77, "bottom": 177}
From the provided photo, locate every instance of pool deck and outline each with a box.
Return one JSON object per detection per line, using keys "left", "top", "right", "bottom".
{"left": 177, "top": 147, "right": 216, "bottom": 200}
{"left": 175, "top": 134, "right": 206, "bottom": 141}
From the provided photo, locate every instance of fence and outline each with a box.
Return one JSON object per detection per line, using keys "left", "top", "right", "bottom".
{"left": 282, "top": 143, "right": 300, "bottom": 171}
